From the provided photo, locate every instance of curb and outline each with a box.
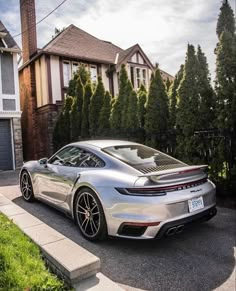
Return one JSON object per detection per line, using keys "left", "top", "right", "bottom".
{"left": 0, "top": 194, "right": 124, "bottom": 290}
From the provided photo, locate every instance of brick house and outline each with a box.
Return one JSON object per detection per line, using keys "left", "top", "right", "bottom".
{"left": 0, "top": 21, "right": 23, "bottom": 170}
{"left": 19, "top": 0, "right": 174, "bottom": 161}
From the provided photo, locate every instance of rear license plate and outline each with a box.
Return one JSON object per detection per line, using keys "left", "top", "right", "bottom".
{"left": 188, "top": 196, "right": 204, "bottom": 213}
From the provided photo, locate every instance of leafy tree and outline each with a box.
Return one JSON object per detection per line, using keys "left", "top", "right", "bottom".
{"left": 110, "top": 64, "right": 129, "bottom": 136}
{"left": 98, "top": 91, "right": 111, "bottom": 137}
{"left": 137, "top": 84, "right": 147, "bottom": 142}
{"left": 126, "top": 89, "right": 138, "bottom": 138}
{"left": 165, "top": 77, "right": 172, "bottom": 93}
{"left": 216, "top": 0, "right": 235, "bottom": 39}
{"left": 168, "top": 64, "right": 184, "bottom": 155}
{"left": 176, "top": 44, "right": 200, "bottom": 163}
{"left": 77, "top": 64, "right": 91, "bottom": 86}
{"left": 122, "top": 80, "right": 133, "bottom": 135}
{"left": 67, "top": 72, "right": 78, "bottom": 97}
{"left": 81, "top": 80, "right": 93, "bottom": 138}
{"left": 137, "top": 84, "right": 147, "bottom": 128}
{"left": 145, "top": 67, "right": 169, "bottom": 149}
{"left": 89, "top": 76, "right": 105, "bottom": 137}
{"left": 215, "top": 0, "right": 236, "bottom": 177}
{"left": 70, "top": 77, "right": 84, "bottom": 141}
{"left": 169, "top": 65, "right": 184, "bottom": 129}
{"left": 53, "top": 96, "right": 73, "bottom": 150}
{"left": 197, "top": 45, "right": 215, "bottom": 130}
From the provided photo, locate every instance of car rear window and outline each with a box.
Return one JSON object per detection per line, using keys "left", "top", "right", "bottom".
{"left": 102, "top": 145, "right": 185, "bottom": 172}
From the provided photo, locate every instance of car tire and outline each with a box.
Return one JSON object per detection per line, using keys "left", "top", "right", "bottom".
{"left": 74, "top": 187, "right": 107, "bottom": 241}
{"left": 20, "top": 171, "right": 35, "bottom": 202}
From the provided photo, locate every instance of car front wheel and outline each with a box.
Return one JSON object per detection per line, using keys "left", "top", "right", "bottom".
{"left": 20, "top": 171, "right": 35, "bottom": 202}
{"left": 74, "top": 188, "right": 107, "bottom": 241}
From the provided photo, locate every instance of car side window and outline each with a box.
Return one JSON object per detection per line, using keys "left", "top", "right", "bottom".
{"left": 48, "top": 146, "right": 105, "bottom": 168}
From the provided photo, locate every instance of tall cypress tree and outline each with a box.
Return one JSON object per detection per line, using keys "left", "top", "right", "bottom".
{"left": 169, "top": 64, "right": 184, "bottom": 129}
{"left": 137, "top": 84, "right": 147, "bottom": 129}
{"left": 215, "top": 0, "right": 236, "bottom": 176}
{"left": 77, "top": 64, "right": 91, "bottom": 86}
{"left": 67, "top": 72, "right": 78, "bottom": 97}
{"left": 126, "top": 89, "right": 139, "bottom": 139}
{"left": 53, "top": 96, "right": 73, "bottom": 150}
{"left": 81, "top": 80, "right": 93, "bottom": 138}
{"left": 137, "top": 84, "right": 147, "bottom": 142}
{"left": 98, "top": 91, "right": 111, "bottom": 137}
{"left": 216, "top": 0, "right": 235, "bottom": 38}
{"left": 176, "top": 44, "right": 200, "bottom": 163}
{"left": 122, "top": 80, "right": 133, "bottom": 135}
{"left": 145, "top": 67, "right": 169, "bottom": 149}
{"left": 197, "top": 45, "right": 215, "bottom": 130}
{"left": 89, "top": 76, "right": 105, "bottom": 137}
{"left": 165, "top": 77, "right": 172, "bottom": 93}
{"left": 110, "top": 64, "right": 129, "bottom": 136}
{"left": 70, "top": 77, "right": 84, "bottom": 141}
{"left": 168, "top": 64, "right": 184, "bottom": 155}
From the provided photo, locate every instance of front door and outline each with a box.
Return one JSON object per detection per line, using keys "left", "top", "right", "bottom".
{"left": 38, "top": 146, "right": 82, "bottom": 203}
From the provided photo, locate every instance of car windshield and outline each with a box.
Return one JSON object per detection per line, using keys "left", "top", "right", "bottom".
{"left": 102, "top": 144, "right": 185, "bottom": 171}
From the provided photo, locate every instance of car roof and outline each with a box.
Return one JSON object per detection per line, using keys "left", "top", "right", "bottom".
{"left": 70, "top": 140, "right": 139, "bottom": 149}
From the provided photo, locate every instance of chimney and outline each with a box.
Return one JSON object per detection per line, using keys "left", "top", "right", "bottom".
{"left": 20, "top": 0, "right": 37, "bottom": 63}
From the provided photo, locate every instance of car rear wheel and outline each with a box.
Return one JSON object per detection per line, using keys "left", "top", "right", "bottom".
{"left": 74, "top": 188, "right": 107, "bottom": 241}
{"left": 20, "top": 171, "right": 35, "bottom": 202}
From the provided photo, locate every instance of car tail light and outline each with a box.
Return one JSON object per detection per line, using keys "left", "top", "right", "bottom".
{"left": 115, "top": 177, "right": 208, "bottom": 196}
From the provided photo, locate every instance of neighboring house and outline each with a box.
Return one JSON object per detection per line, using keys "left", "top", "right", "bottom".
{"left": 19, "top": 0, "right": 174, "bottom": 161}
{"left": 0, "top": 20, "right": 23, "bottom": 170}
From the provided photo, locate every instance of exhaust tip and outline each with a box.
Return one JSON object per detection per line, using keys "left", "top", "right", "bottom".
{"left": 165, "top": 224, "right": 185, "bottom": 236}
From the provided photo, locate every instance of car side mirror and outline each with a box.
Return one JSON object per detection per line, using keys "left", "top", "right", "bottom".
{"left": 39, "top": 157, "right": 48, "bottom": 166}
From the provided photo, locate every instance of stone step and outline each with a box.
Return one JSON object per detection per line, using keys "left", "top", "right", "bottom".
{"left": 0, "top": 197, "right": 100, "bottom": 284}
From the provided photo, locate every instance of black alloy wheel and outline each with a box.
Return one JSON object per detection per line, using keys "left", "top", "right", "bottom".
{"left": 20, "top": 171, "right": 35, "bottom": 202}
{"left": 75, "top": 188, "right": 107, "bottom": 241}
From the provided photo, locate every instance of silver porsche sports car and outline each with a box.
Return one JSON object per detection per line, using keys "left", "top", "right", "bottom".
{"left": 20, "top": 140, "right": 217, "bottom": 241}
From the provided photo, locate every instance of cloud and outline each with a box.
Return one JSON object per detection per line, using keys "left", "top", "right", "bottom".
{"left": 0, "top": 0, "right": 234, "bottom": 79}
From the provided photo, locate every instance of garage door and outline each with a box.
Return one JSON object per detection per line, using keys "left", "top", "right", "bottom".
{"left": 0, "top": 119, "right": 13, "bottom": 170}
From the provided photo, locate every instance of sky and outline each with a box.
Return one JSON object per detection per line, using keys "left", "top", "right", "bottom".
{"left": 0, "top": 0, "right": 235, "bottom": 78}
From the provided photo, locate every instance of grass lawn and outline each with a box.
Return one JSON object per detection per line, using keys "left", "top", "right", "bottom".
{"left": 0, "top": 213, "right": 72, "bottom": 290}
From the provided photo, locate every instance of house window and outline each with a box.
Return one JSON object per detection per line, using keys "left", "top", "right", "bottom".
{"left": 63, "top": 61, "right": 71, "bottom": 87}
{"left": 63, "top": 61, "right": 98, "bottom": 87}
{"left": 1, "top": 52, "right": 15, "bottom": 95}
{"left": 130, "top": 67, "right": 134, "bottom": 87}
{"left": 2, "top": 99, "right": 16, "bottom": 111}
{"left": 136, "top": 68, "right": 141, "bottom": 88}
{"left": 90, "top": 65, "right": 97, "bottom": 82}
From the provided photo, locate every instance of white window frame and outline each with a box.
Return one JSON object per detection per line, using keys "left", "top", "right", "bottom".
{"left": 63, "top": 61, "right": 98, "bottom": 87}
{"left": 134, "top": 67, "right": 147, "bottom": 89}
{"left": 90, "top": 65, "right": 97, "bottom": 82}
{"left": 63, "top": 61, "right": 71, "bottom": 87}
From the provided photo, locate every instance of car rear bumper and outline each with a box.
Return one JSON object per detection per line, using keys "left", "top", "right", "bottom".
{"left": 98, "top": 180, "right": 216, "bottom": 239}
{"left": 154, "top": 205, "right": 217, "bottom": 239}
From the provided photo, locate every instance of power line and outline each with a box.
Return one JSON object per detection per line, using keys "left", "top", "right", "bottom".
{"left": 13, "top": 0, "right": 68, "bottom": 38}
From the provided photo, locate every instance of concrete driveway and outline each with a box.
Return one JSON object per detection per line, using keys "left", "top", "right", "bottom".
{"left": 0, "top": 170, "right": 235, "bottom": 291}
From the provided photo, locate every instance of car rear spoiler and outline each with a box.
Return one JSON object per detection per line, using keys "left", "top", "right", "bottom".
{"left": 138, "top": 165, "right": 208, "bottom": 183}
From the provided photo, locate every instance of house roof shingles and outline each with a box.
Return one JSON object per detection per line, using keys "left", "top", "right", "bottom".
{"left": 43, "top": 25, "right": 123, "bottom": 64}
{"left": 0, "top": 20, "right": 20, "bottom": 50}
